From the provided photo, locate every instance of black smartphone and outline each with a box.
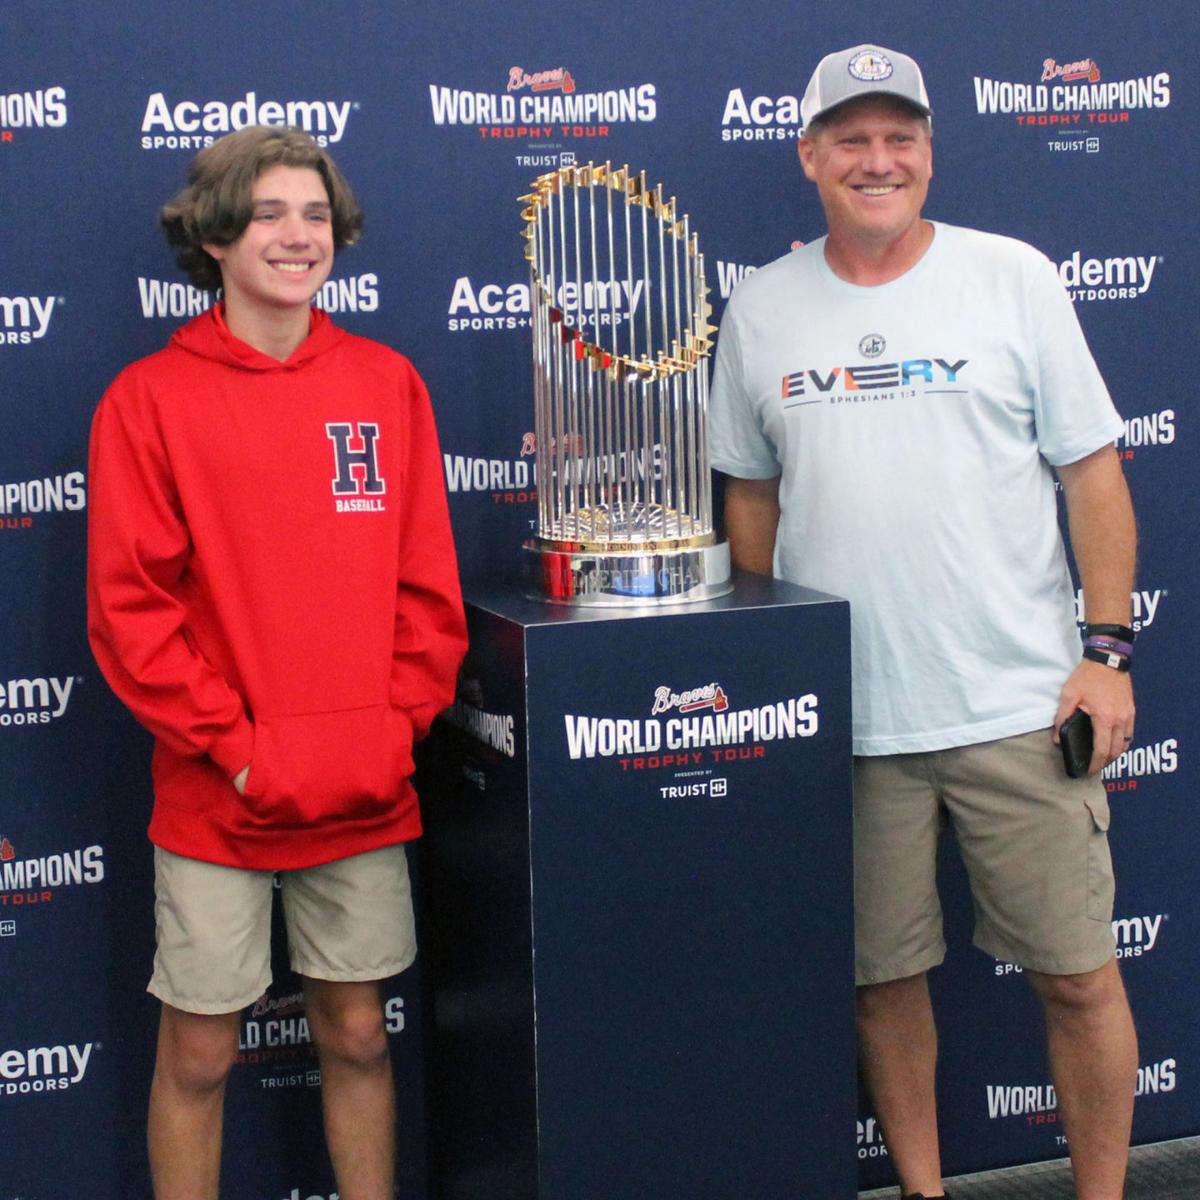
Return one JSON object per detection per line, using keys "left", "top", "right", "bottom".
{"left": 1059, "top": 710, "right": 1094, "bottom": 779}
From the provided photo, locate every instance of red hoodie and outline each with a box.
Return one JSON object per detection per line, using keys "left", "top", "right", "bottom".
{"left": 88, "top": 305, "right": 467, "bottom": 869}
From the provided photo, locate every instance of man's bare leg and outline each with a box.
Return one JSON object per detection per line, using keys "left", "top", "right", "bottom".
{"left": 304, "top": 977, "right": 395, "bottom": 1200}
{"left": 148, "top": 1004, "right": 241, "bottom": 1200}
{"left": 1026, "top": 958, "right": 1136, "bottom": 1200}
{"left": 857, "top": 972, "right": 944, "bottom": 1197}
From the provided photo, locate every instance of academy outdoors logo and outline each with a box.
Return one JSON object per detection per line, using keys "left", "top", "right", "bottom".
{"left": 326, "top": 423, "right": 385, "bottom": 513}
{"left": 0, "top": 86, "right": 67, "bottom": 144}
{"left": 140, "top": 90, "right": 357, "bottom": 151}
{"left": 1057, "top": 251, "right": 1160, "bottom": 302}
{"left": 718, "top": 86, "right": 802, "bottom": 142}
{"left": 429, "top": 66, "right": 656, "bottom": 146}
{"left": 0, "top": 294, "right": 60, "bottom": 346}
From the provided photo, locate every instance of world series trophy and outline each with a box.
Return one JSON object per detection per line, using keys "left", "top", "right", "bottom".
{"left": 519, "top": 162, "right": 733, "bottom": 605}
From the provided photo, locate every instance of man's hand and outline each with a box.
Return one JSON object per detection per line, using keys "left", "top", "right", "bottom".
{"left": 1053, "top": 660, "right": 1135, "bottom": 775}
{"left": 232, "top": 765, "right": 250, "bottom": 796}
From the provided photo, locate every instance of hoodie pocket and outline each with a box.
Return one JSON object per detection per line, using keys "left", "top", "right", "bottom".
{"left": 243, "top": 705, "right": 414, "bottom": 828}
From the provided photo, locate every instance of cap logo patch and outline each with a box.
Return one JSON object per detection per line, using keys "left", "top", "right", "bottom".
{"left": 848, "top": 50, "right": 893, "bottom": 82}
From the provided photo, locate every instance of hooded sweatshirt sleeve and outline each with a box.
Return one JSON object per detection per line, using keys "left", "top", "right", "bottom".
{"left": 87, "top": 372, "right": 255, "bottom": 777}
{"left": 389, "top": 364, "right": 468, "bottom": 739}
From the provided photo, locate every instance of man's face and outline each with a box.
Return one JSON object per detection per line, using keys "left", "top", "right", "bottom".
{"left": 798, "top": 97, "right": 933, "bottom": 252}
{"left": 204, "top": 163, "right": 334, "bottom": 316}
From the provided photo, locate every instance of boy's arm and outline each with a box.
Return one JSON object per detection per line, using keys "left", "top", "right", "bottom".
{"left": 389, "top": 369, "right": 468, "bottom": 739}
{"left": 86, "top": 386, "right": 254, "bottom": 778}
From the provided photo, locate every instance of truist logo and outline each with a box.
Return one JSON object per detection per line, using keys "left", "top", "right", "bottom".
{"left": 0, "top": 294, "right": 58, "bottom": 344}
{"left": 0, "top": 1041, "right": 96, "bottom": 1095}
{"left": 507, "top": 66, "right": 576, "bottom": 95}
{"left": 651, "top": 683, "right": 729, "bottom": 716}
{"left": 0, "top": 675, "right": 77, "bottom": 726}
{"left": 326, "top": 423, "right": 385, "bottom": 514}
{"left": 141, "top": 91, "right": 356, "bottom": 150}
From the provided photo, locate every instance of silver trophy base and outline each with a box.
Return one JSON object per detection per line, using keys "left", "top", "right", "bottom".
{"left": 523, "top": 538, "right": 733, "bottom": 607}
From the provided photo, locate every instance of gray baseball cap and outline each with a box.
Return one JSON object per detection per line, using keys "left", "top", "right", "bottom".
{"left": 801, "top": 44, "right": 932, "bottom": 130}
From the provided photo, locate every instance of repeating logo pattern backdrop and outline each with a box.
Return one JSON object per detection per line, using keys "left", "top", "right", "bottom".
{"left": 1, "top": 1, "right": 1195, "bottom": 1195}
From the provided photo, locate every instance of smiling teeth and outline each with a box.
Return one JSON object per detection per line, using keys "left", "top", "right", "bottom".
{"left": 272, "top": 262, "right": 310, "bottom": 272}
{"left": 859, "top": 186, "right": 898, "bottom": 195}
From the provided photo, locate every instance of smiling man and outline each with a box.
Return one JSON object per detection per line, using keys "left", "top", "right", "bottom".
{"left": 709, "top": 45, "right": 1138, "bottom": 1200}
{"left": 87, "top": 127, "right": 467, "bottom": 1200}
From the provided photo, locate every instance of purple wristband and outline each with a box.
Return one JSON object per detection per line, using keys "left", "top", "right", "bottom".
{"left": 1084, "top": 635, "right": 1133, "bottom": 658}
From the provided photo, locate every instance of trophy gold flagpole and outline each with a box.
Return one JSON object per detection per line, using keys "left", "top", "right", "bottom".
{"left": 519, "top": 162, "right": 732, "bottom": 605}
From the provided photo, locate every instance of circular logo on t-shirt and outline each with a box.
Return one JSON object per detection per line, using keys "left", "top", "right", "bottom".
{"left": 848, "top": 51, "right": 893, "bottom": 82}
{"left": 859, "top": 333, "right": 886, "bottom": 358}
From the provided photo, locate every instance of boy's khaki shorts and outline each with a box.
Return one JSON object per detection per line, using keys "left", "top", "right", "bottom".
{"left": 854, "top": 728, "right": 1116, "bottom": 986}
{"left": 148, "top": 843, "right": 416, "bottom": 1014}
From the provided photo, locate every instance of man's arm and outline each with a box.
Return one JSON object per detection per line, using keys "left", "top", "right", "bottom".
{"left": 723, "top": 474, "right": 781, "bottom": 576}
{"left": 1054, "top": 444, "right": 1137, "bottom": 774}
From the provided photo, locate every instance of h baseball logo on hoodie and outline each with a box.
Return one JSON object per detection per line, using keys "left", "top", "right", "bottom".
{"left": 326, "top": 422, "right": 386, "bottom": 512}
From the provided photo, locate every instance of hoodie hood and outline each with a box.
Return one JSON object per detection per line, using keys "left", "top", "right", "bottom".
{"left": 170, "top": 302, "right": 346, "bottom": 371}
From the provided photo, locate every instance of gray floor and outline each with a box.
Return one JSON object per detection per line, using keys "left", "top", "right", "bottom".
{"left": 859, "top": 1135, "right": 1200, "bottom": 1199}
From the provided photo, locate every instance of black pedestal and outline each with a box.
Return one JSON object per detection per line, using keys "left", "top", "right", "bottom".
{"left": 419, "top": 574, "right": 855, "bottom": 1199}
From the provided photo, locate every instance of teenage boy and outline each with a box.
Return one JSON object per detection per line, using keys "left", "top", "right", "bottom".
{"left": 88, "top": 125, "right": 467, "bottom": 1200}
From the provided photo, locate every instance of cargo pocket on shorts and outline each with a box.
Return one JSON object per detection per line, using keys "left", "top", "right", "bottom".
{"left": 1083, "top": 790, "right": 1114, "bottom": 922}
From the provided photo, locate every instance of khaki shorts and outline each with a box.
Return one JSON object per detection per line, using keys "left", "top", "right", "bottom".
{"left": 148, "top": 843, "right": 416, "bottom": 1014}
{"left": 854, "top": 728, "right": 1116, "bottom": 986}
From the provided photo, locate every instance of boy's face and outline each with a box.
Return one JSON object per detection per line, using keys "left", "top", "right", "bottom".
{"left": 204, "top": 164, "right": 334, "bottom": 317}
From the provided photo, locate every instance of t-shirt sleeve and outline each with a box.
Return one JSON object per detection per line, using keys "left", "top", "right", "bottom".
{"left": 1027, "top": 254, "right": 1124, "bottom": 466}
{"left": 708, "top": 298, "right": 781, "bottom": 480}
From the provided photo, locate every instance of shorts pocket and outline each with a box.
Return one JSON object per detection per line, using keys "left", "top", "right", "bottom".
{"left": 243, "top": 705, "right": 414, "bottom": 829}
{"left": 1083, "top": 790, "right": 1114, "bottom": 922}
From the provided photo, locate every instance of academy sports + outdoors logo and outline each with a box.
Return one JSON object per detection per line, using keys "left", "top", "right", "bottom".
{"left": 429, "top": 66, "right": 656, "bottom": 142}
{"left": 0, "top": 86, "right": 67, "bottom": 144}
{"left": 718, "top": 87, "right": 802, "bottom": 142}
{"left": 0, "top": 675, "right": 79, "bottom": 726}
{"left": 0, "top": 1039, "right": 97, "bottom": 1096}
{"left": 0, "top": 293, "right": 59, "bottom": 345}
{"left": 140, "top": 90, "right": 357, "bottom": 150}
{"left": 1057, "top": 251, "right": 1160, "bottom": 302}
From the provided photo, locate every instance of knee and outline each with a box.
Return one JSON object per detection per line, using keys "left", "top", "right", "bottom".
{"left": 311, "top": 999, "right": 390, "bottom": 1070}
{"left": 157, "top": 1008, "right": 239, "bottom": 1094}
{"left": 1027, "top": 958, "right": 1124, "bottom": 1016}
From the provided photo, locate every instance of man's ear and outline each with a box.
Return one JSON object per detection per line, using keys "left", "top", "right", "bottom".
{"left": 797, "top": 137, "right": 818, "bottom": 183}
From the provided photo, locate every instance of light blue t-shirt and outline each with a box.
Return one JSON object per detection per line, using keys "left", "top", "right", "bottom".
{"left": 709, "top": 222, "right": 1123, "bottom": 755}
